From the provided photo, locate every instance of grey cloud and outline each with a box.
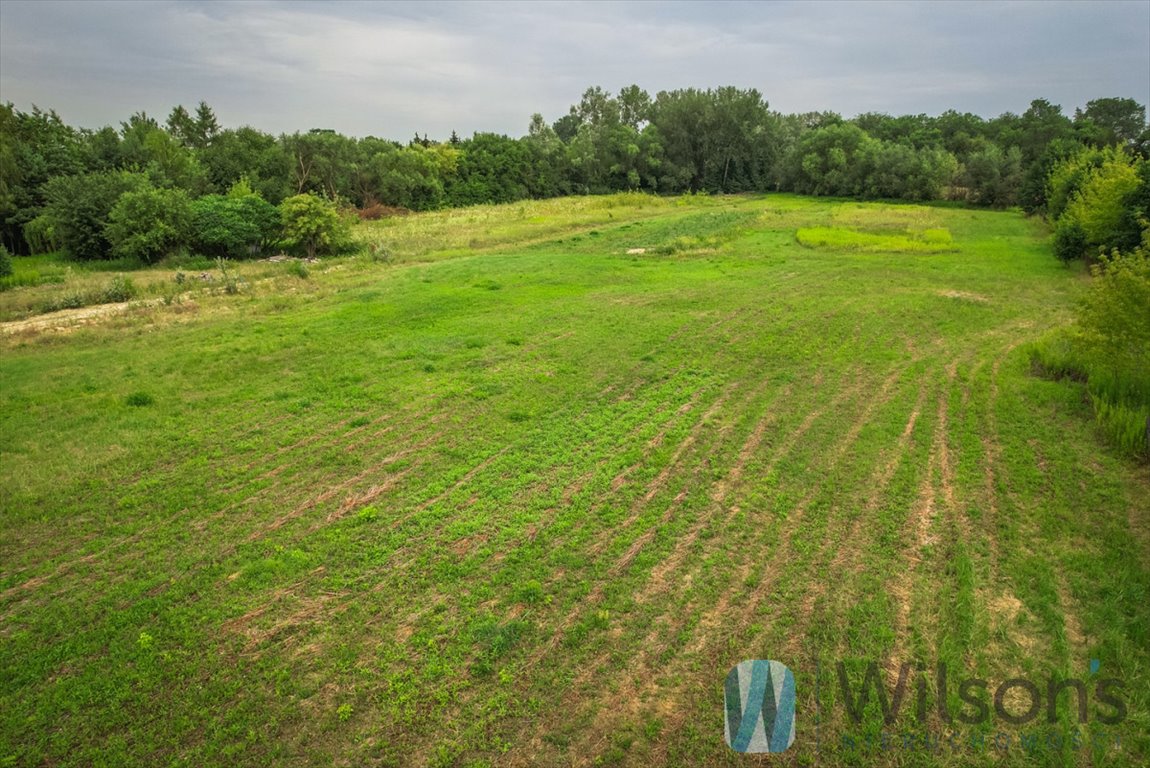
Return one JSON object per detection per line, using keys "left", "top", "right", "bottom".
{"left": 1, "top": 0, "right": 1146, "bottom": 139}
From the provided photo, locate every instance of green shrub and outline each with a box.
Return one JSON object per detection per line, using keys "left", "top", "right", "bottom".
{"left": 0, "top": 245, "right": 11, "bottom": 278}
{"left": 285, "top": 259, "right": 309, "bottom": 279}
{"left": 1078, "top": 247, "right": 1150, "bottom": 391}
{"left": 1038, "top": 245, "right": 1150, "bottom": 459}
{"left": 105, "top": 186, "right": 192, "bottom": 264}
{"left": 1063, "top": 154, "right": 1142, "bottom": 251}
{"left": 38, "top": 274, "right": 136, "bottom": 314}
{"left": 100, "top": 275, "right": 137, "bottom": 303}
{"left": 279, "top": 194, "right": 352, "bottom": 259}
{"left": 41, "top": 291, "right": 86, "bottom": 313}
{"left": 1052, "top": 217, "right": 1088, "bottom": 262}
{"left": 216, "top": 257, "right": 242, "bottom": 294}
{"left": 190, "top": 193, "right": 281, "bottom": 259}
{"left": 1046, "top": 147, "right": 1107, "bottom": 221}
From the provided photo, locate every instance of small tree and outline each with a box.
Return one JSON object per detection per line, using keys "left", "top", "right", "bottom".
{"left": 105, "top": 185, "right": 192, "bottom": 263}
{"left": 190, "top": 193, "right": 280, "bottom": 258}
{"left": 1063, "top": 155, "right": 1141, "bottom": 248}
{"left": 1052, "top": 150, "right": 1144, "bottom": 261}
{"left": 279, "top": 193, "right": 349, "bottom": 259}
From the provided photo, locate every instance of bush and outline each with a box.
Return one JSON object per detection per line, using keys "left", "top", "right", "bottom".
{"left": 41, "top": 171, "right": 150, "bottom": 260}
{"left": 1056, "top": 244, "right": 1150, "bottom": 458}
{"left": 1048, "top": 149, "right": 1145, "bottom": 262}
{"left": 0, "top": 245, "right": 11, "bottom": 278}
{"left": 279, "top": 194, "right": 352, "bottom": 259}
{"left": 1052, "top": 217, "right": 1088, "bottom": 262}
{"left": 1078, "top": 247, "right": 1150, "bottom": 385}
{"left": 100, "top": 274, "right": 137, "bottom": 303}
{"left": 285, "top": 259, "right": 309, "bottom": 279}
{"left": 190, "top": 193, "right": 281, "bottom": 259}
{"left": 1063, "top": 154, "right": 1142, "bottom": 251}
{"left": 105, "top": 186, "right": 192, "bottom": 264}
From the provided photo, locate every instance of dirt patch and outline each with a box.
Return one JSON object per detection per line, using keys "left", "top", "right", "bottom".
{"left": 987, "top": 590, "right": 1040, "bottom": 655}
{"left": 938, "top": 289, "right": 990, "bottom": 303}
{"left": 0, "top": 298, "right": 163, "bottom": 335}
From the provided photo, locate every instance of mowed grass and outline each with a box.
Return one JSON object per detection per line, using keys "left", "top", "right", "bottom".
{"left": 1, "top": 194, "right": 1148, "bottom": 767}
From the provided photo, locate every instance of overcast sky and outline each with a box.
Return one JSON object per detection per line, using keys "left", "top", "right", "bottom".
{"left": 1, "top": 0, "right": 1147, "bottom": 140}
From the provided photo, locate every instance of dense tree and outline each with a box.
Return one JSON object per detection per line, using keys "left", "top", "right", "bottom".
{"left": 524, "top": 115, "right": 572, "bottom": 198}
{"left": 190, "top": 188, "right": 281, "bottom": 259}
{"left": 369, "top": 144, "right": 451, "bottom": 210}
{"left": 1047, "top": 147, "right": 1148, "bottom": 262}
{"left": 853, "top": 113, "right": 941, "bottom": 149}
{"left": 998, "top": 99, "right": 1076, "bottom": 165}
{"left": 1074, "top": 98, "right": 1147, "bottom": 149}
{"left": 1061, "top": 152, "right": 1143, "bottom": 257}
{"left": 0, "top": 104, "right": 89, "bottom": 253}
{"left": 1046, "top": 146, "right": 1109, "bottom": 221}
{"left": 959, "top": 143, "right": 1023, "bottom": 206}
{"left": 117, "top": 111, "right": 208, "bottom": 192}
{"left": 166, "top": 102, "right": 221, "bottom": 150}
{"left": 645, "top": 87, "right": 776, "bottom": 193}
{"left": 935, "top": 110, "right": 989, "bottom": 159}
{"left": 3, "top": 91, "right": 1148, "bottom": 261}
{"left": 701, "top": 87, "right": 775, "bottom": 192}
{"left": 200, "top": 126, "right": 291, "bottom": 203}
{"left": 1115, "top": 161, "right": 1150, "bottom": 252}
{"left": 648, "top": 88, "right": 712, "bottom": 191}
{"left": 789, "top": 123, "right": 872, "bottom": 196}
{"left": 281, "top": 129, "right": 357, "bottom": 199}
{"left": 105, "top": 185, "right": 192, "bottom": 263}
{"left": 617, "top": 85, "right": 652, "bottom": 130}
{"left": 85, "top": 125, "right": 123, "bottom": 171}
{"left": 862, "top": 141, "right": 958, "bottom": 201}
{"left": 40, "top": 171, "right": 149, "bottom": 260}
{"left": 1018, "top": 138, "right": 1084, "bottom": 214}
{"left": 445, "top": 133, "right": 532, "bottom": 206}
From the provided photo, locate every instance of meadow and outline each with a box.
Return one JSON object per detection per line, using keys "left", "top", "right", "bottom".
{"left": 1, "top": 193, "right": 1147, "bottom": 767}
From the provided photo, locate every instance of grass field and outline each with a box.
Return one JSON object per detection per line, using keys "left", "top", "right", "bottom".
{"left": 1, "top": 194, "right": 1147, "bottom": 767}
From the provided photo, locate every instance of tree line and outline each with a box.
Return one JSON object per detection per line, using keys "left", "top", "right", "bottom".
{"left": 1, "top": 87, "right": 1147, "bottom": 261}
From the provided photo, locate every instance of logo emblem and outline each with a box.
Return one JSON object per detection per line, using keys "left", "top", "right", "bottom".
{"left": 724, "top": 659, "right": 796, "bottom": 753}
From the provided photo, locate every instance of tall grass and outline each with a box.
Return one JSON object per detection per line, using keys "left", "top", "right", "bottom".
{"left": 795, "top": 226, "right": 957, "bottom": 253}
{"left": 1031, "top": 334, "right": 1148, "bottom": 458}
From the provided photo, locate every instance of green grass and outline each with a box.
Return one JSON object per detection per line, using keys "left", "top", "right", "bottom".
{"left": 1, "top": 194, "right": 1147, "bottom": 767}
{"left": 796, "top": 225, "right": 957, "bottom": 253}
